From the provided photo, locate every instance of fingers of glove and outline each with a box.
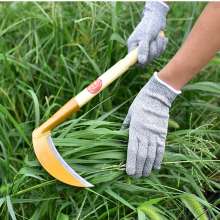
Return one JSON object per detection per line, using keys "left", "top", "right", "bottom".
{"left": 147, "top": 40, "right": 158, "bottom": 64}
{"left": 126, "top": 130, "right": 138, "bottom": 176}
{"left": 153, "top": 140, "right": 165, "bottom": 170}
{"left": 134, "top": 139, "right": 148, "bottom": 178}
{"left": 143, "top": 137, "right": 157, "bottom": 176}
{"left": 137, "top": 39, "right": 150, "bottom": 66}
{"left": 156, "top": 35, "right": 168, "bottom": 55}
{"left": 121, "top": 113, "right": 131, "bottom": 130}
{"left": 127, "top": 36, "right": 138, "bottom": 53}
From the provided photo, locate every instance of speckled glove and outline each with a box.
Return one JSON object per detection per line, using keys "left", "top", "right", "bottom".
{"left": 127, "top": 1, "right": 169, "bottom": 66}
{"left": 123, "top": 73, "right": 181, "bottom": 177}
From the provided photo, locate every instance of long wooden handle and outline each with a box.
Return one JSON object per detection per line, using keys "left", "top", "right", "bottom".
{"left": 37, "top": 48, "right": 138, "bottom": 134}
{"left": 75, "top": 48, "right": 138, "bottom": 107}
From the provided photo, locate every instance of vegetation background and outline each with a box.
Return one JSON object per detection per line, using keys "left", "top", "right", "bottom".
{"left": 0, "top": 2, "right": 219, "bottom": 220}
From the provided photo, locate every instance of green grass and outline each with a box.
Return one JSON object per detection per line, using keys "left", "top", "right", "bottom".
{"left": 0, "top": 2, "right": 220, "bottom": 220}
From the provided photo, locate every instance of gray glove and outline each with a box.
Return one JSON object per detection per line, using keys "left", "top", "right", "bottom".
{"left": 123, "top": 73, "right": 180, "bottom": 177}
{"left": 127, "top": 1, "right": 169, "bottom": 66}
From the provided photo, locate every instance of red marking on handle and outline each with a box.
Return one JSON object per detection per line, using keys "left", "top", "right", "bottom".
{"left": 87, "top": 79, "right": 102, "bottom": 94}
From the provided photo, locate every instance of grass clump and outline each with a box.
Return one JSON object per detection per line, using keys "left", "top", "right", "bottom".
{"left": 0, "top": 2, "right": 220, "bottom": 220}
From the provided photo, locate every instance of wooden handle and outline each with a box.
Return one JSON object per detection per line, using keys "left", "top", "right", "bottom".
{"left": 75, "top": 48, "right": 138, "bottom": 107}
{"left": 36, "top": 49, "right": 138, "bottom": 134}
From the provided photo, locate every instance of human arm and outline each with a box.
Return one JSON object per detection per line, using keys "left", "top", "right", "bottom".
{"left": 159, "top": 2, "right": 220, "bottom": 90}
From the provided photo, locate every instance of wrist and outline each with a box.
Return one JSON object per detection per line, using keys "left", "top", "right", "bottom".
{"left": 144, "top": 1, "right": 169, "bottom": 16}
{"left": 154, "top": 72, "right": 181, "bottom": 94}
{"left": 156, "top": 0, "right": 170, "bottom": 9}
{"left": 157, "top": 58, "right": 187, "bottom": 91}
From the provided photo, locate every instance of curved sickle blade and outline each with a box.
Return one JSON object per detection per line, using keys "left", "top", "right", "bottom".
{"left": 32, "top": 131, "right": 93, "bottom": 187}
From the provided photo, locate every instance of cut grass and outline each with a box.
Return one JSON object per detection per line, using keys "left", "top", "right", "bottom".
{"left": 0, "top": 2, "right": 220, "bottom": 220}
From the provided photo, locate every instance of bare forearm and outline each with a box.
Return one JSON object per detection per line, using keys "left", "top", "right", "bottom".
{"left": 158, "top": 2, "right": 220, "bottom": 90}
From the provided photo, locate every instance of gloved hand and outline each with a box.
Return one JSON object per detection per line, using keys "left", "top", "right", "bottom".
{"left": 127, "top": 1, "right": 169, "bottom": 66}
{"left": 123, "top": 73, "right": 180, "bottom": 177}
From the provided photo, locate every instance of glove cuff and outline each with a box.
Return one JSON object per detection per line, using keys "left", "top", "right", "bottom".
{"left": 144, "top": 1, "right": 169, "bottom": 17}
{"left": 147, "top": 72, "right": 180, "bottom": 104}
{"left": 154, "top": 72, "right": 181, "bottom": 95}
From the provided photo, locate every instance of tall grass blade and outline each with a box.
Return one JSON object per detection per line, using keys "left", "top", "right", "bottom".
{"left": 28, "top": 89, "right": 40, "bottom": 127}
{"left": 180, "top": 193, "right": 208, "bottom": 220}
{"left": 6, "top": 195, "right": 16, "bottom": 220}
